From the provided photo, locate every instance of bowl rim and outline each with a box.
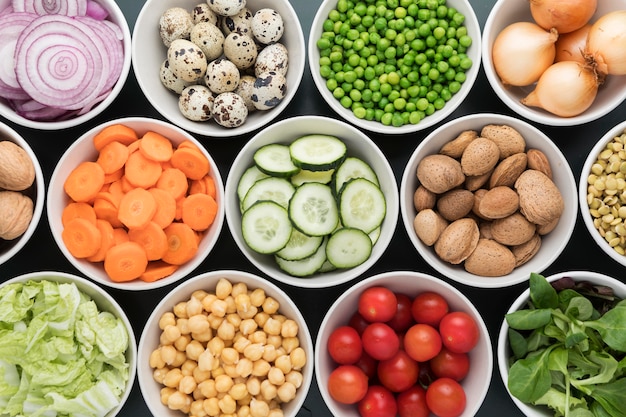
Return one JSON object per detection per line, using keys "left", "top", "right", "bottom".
{"left": 46, "top": 116, "right": 225, "bottom": 290}
{"left": 131, "top": 0, "right": 306, "bottom": 138}
{"left": 307, "top": 0, "right": 483, "bottom": 134}
{"left": 0, "top": 0, "right": 132, "bottom": 131}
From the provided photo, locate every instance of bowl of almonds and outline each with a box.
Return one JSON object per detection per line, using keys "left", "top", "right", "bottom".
{"left": 400, "top": 113, "right": 577, "bottom": 288}
{"left": 0, "top": 122, "right": 44, "bottom": 266}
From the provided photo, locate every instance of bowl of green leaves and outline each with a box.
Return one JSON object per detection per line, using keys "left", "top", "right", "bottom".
{"left": 498, "top": 271, "right": 626, "bottom": 416}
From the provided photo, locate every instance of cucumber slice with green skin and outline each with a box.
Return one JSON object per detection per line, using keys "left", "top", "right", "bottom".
{"left": 289, "top": 182, "right": 339, "bottom": 236}
{"left": 339, "top": 177, "right": 386, "bottom": 234}
{"left": 333, "top": 156, "right": 379, "bottom": 195}
{"left": 326, "top": 227, "right": 372, "bottom": 269}
{"left": 237, "top": 166, "right": 269, "bottom": 203}
{"left": 289, "top": 134, "right": 347, "bottom": 171}
{"left": 253, "top": 143, "right": 300, "bottom": 177}
{"left": 241, "top": 200, "right": 292, "bottom": 254}
{"left": 275, "top": 229, "right": 324, "bottom": 261}
{"left": 290, "top": 168, "right": 335, "bottom": 187}
{"left": 275, "top": 238, "right": 328, "bottom": 277}
{"left": 241, "top": 176, "right": 295, "bottom": 212}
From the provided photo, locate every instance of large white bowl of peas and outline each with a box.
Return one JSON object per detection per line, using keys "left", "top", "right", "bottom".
{"left": 308, "top": 0, "right": 481, "bottom": 134}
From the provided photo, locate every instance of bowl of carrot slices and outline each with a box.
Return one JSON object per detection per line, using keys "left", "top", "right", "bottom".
{"left": 47, "top": 117, "right": 225, "bottom": 290}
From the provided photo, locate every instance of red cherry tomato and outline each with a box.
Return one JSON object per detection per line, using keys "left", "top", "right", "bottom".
{"left": 403, "top": 323, "right": 442, "bottom": 362}
{"left": 430, "top": 347, "right": 470, "bottom": 381}
{"left": 411, "top": 291, "right": 449, "bottom": 326}
{"left": 327, "top": 365, "right": 369, "bottom": 404}
{"left": 358, "top": 286, "right": 398, "bottom": 323}
{"left": 377, "top": 349, "right": 419, "bottom": 392}
{"left": 357, "top": 385, "right": 398, "bottom": 417}
{"left": 349, "top": 311, "right": 370, "bottom": 335}
{"left": 327, "top": 325, "right": 363, "bottom": 365}
{"left": 418, "top": 360, "right": 435, "bottom": 387}
{"left": 355, "top": 350, "right": 378, "bottom": 380}
{"left": 425, "top": 377, "right": 466, "bottom": 417}
{"left": 386, "top": 292, "right": 414, "bottom": 332}
{"left": 397, "top": 385, "right": 430, "bottom": 417}
{"left": 362, "top": 322, "right": 400, "bottom": 361}
{"left": 439, "top": 311, "right": 480, "bottom": 353}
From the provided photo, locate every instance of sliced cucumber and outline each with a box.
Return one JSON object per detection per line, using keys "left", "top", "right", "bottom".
{"left": 290, "top": 168, "right": 335, "bottom": 187}
{"left": 242, "top": 177, "right": 295, "bottom": 212}
{"left": 289, "top": 182, "right": 339, "bottom": 236}
{"left": 289, "top": 134, "right": 347, "bottom": 171}
{"left": 326, "top": 227, "right": 372, "bottom": 269}
{"left": 333, "top": 156, "right": 379, "bottom": 195}
{"left": 237, "top": 165, "right": 270, "bottom": 205}
{"left": 275, "top": 238, "right": 328, "bottom": 277}
{"left": 368, "top": 226, "right": 381, "bottom": 245}
{"left": 241, "top": 201, "right": 292, "bottom": 254}
{"left": 317, "top": 259, "right": 337, "bottom": 273}
{"left": 253, "top": 143, "right": 300, "bottom": 177}
{"left": 339, "top": 178, "right": 386, "bottom": 233}
{"left": 275, "top": 229, "right": 324, "bottom": 261}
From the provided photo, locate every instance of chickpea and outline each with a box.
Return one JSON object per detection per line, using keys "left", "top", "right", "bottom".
{"left": 179, "top": 375, "right": 198, "bottom": 394}
{"left": 227, "top": 312, "right": 242, "bottom": 328}
{"left": 192, "top": 289, "right": 210, "bottom": 301}
{"left": 267, "top": 367, "right": 285, "bottom": 386}
{"left": 266, "top": 335, "right": 282, "bottom": 350}
{"left": 268, "top": 409, "right": 284, "bottom": 417}
{"left": 218, "top": 320, "right": 236, "bottom": 340}
{"left": 210, "top": 299, "right": 228, "bottom": 317}
{"left": 234, "top": 334, "right": 252, "bottom": 353}
{"left": 236, "top": 358, "right": 253, "bottom": 378}
{"left": 198, "top": 379, "right": 218, "bottom": 398}
{"left": 153, "top": 367, "right": 169, "bottom": 384}
{"left": 207, "top": 336, "right": 226, "bottom": 356}
{"left": 188, "top": 314, "right": 211, "bottom": 334}
{"left": 249, "top": 288, "right": 266, "bottom": 307}
{"left": 215, "top": 373, "right": 234, "bottom": 393}
{"left": 192, "top": 329, "right": 213, "bottom": 343}
{"left": 246, "top": 377, "right": 261, "bottom": 396}
{"left": 284, "top": 371, "right": 303, "bottom": 388}
{"left": 172, "top": 350, "right": 188, "bottom": 367}
{"left": 161, "top": 324, "right": 182, "bottom": 345}
{"left": 186, "top": 340, "right": 205, "bottom": 361}
{"left": 229, "top": 382, "right": 248, "bottom": 400}
{"left": 216, "top": 278, "right": 233, "bottom": 298}
{"left": 240, "top": 319, "right": 258, "bottom": 336}
{"left": 277, "top": 382, "right": 296, "bottom": 403}
{"left": 193, "top": 365, "right": 212, "bottom": 384}
{"left": 261, "top": 297, "right": 279, "bottom": 314}
{"left": 289, "top": 347, "right": 306, "bottom": 370}
{"left": 150, "top": 348, "right": 166, "bottom": 369}
{"left": 207, "top": 313, "right": 224, "bottom": 329}
{"left": 262, "top": 344, "right": 277, "bottom": 362}
{"left": 190, "top": 399, "right": 207, "bottom": 417}
{"left": 198, "top": 349, "right": 216, "bottom": 372}
{"left": 251, "top": 359, "right": 270, "bottom": 377}
{"left": 275, "top": 355, "right": 292, "bottom": 375}
{"left": 187, "top": 296, "right": 204, "bottom": 316}
{"left": 160, "top": 386, "right": 177, "bottom": 405}
{"left": 243, "top": 343, "right": 264, "bottom": 361}
{"left": 175, "top": 334, "right": 192, "bottom": 352}
{"left": 174, "top": 301, "right": 189, "bottom": 318}
{"left": 201, "top": 293, "right": 217, "bottom": 312}
{"left": 225, "top": 295, "right": 237, "bottom": 314}
{"left": 262, "top": 317, "right": 281, "bottom": 336}
{"left": 169, "top": 390, "right": 192, "bottom": 412}
{"left": 237, "top": 404, "right": 252, "bottom": 417}
{"left": 248, "top": 331, "right": 267, "bottom": 345}
{"left": 254, "top": 312, "right": 270, "bottom": 328}
{"left": 282, "top": 337, "right": 300, "bottom": 354}
{"left": 181, "top": 359, "right": 198, "bottom": 376}
{"left": 159, "top": 311, "right": 176, "bottom": 330}
{"left": 203, "top": 397, "right": 220, "bottom": 416}
{"left": 163, "top": 368, "right": 184, "bottom": 388}
{"left": 221, "top": 347, "right": 239, "bottom": 365}
{"left": 250, "top": 398, "right": 270, "bottom": 417}
{"left": 232, "top": 281, "right": 248, "bottom": 297}
{"left": 177, "top": 318, "right": 190, "bottom": 335}
{"left": 260, "top": 379, "right": 277, "bottom": 401}
{"left": 219, "top": 394, "right": 237, "bottom": 414}
{"left": 280, "top": 320, "right": 298, "bottom": 338}
{"left": 161, "top": 344, "right": 178, "bottom": 365}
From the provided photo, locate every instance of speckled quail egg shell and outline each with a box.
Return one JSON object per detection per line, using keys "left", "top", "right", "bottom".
{"left": 190, "top": 21, "right": 225, "bottom": 62}
{"left": 178, "top": 85, "right": 215, "bottom": 121}
{"left": 167, "top": 39, "right": 208, "bottom": 82}
{"left": 206, "top": 0, "right": 246, "bottom": 17}
{"left": 224, "top": 32, "right": 257, "bottom": 70}
{"left": 221, "top": 7, "right": 252, "bottom": 36}
{"left": 212, "top": 92, "right": 248, "bottom": 128}
{"left": 160, "top": 59, "right": 192, "bottom": 94}
{"left": 251, "top": 71, "right": 286, "bottom": 111}
{"left": 205, "top": 58, "right": 240, "bottom": 94}
{"left": 255, "top": 42, "right": 288, "bottom": 77}
{"left": 159, "top": 7, "right": 194, "bottom": 47}
{"left": 235, "top": 75, "right": 257, "bottom": 112}
{"left": 251, "top": 8, "right": 283, "bottom": 45}
{"left": 192, "top": 3, "right": 218, "bottom": 25}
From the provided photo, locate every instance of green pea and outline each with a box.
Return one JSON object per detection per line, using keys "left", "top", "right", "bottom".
{"left": 350, "top": 89, "right": 362, "bottom": 102}
{"left": 353, "top": 106, "right": 367, "bottom": 119}
{"left": 332, "top": 87, "right": 344, "bottom": 99}
{"left": 320, "top": 65, "right": 333, "bottom": 78}
{"left": 340, "top": 95, "right": 352, "bottom": 108}
{"left": 449, "top": 80, "right": 461, "bottom": 93}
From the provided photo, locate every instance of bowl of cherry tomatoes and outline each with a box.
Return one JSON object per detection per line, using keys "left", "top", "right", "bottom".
{"left": 315, "top": 271, "right": 492, "bottom": 417}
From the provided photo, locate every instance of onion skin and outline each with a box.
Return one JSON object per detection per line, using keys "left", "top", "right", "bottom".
{"left": 585, "top": 10, "right": 626, "bottom": 76}
{"left": 492, "top": 22, "right": 558, "bottom": 87}
{"left": 530, "top": 0, "right": 597, "bottom": 34}
{"left": 554, "top": 24, "right": 589, "bottom": 64}
{"left": 521, "top": 61, "right": 600, "bottom": 117}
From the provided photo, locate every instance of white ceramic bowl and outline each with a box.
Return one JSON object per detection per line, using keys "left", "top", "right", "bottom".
{"left": 0, "top": 122, "right": 44, "bottom": 266}
{"left": 482, "top": 0, "right": 626, "bottom": 126}
{"left": 497, "top": 270, "right": 626, "bottom": 416}
{"left": 579, "top": 119, "right": 626, "bottom": 267}
{"left": 0, "top": 0, "right": 131, "bottom": 130}
{"left": 400, "top": 113, "right": 577, "bottom": 288}
{"left": 132, "top": 0, "right": 305, "bottom": 138}
{"left": 47, "top": 117, "right": 225, "bottom": 290}
{"left": 316, "top": 271, "right": 493, "bottom": 417}
{"left": 0, "top": 270, "right": 137, "bottom": 417}
{"left": 308, "top": 0, "right": 481, "bottom": 134}
{"left": 225, "top": 115, "right": 398, "bottom": 288}
{"left": 138, "top": 269, "right": 314, "bottom": 417}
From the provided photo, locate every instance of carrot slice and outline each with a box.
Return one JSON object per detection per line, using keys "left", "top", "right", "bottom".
{"left": 104, "top": 241, "right": 148, "bottom": 282}
{"left": 124, "top": 150, "right": 162, "bottom": 189}
{"left": 128, "top": 221, "right": 169, "bottom": 261}
{"left": 139, "top": 260, "right": 179, "bottom": 282}
{"left": 117, "top": 187, "right": 157, "bottom": 229}
{"left": 182, "top": 193, "right": 218, "bottom": 231}
{"left": 156, "top": 167, "right": 188, "bottom": 200}
{"left": 204, "top": 175, "right": 217, "bottom": 199}
{"left": 148, "top": 187, "right": 177, "bottom": 229}
{"left": 113, "top": 227, "right": 129, "bottom": 244}
{"left": 96, "top": 140, "right": 130, "bottom": 174}
{"left": 140, "top": 131, "right": 174, "bottom": 162}
{"left": 94, "top": 191, "right": 121, "bottom": 209}
{"left": 103, "top": 167, "right": 124, "bottom": 184}
{"left": 162, "top": 222, "right": 198, "bottom": 265}
{"left": 170, "top": 146, "right": 210, "bottom": 180}
{"left": 177, "top": 140, "right": 201, "bottom": 152}
{"left": 64, "top": 161, "right": 105, "bottom": 203}
{"left": 93, "top": 123, "right": 139, "bottom": 151}
{"left": 62, "top": 202, "right": 97, "bottom": 227}
{"left": 127, "top": 138, "right": 142, "bottom": 154}
{"left": 86, "top": 219, "right": 116, "bottom": 262}
{"left": 61, "top": 217, "right": 102, "bottom": 258}
{"left": 93, "top": 197, "right": 124, "bottom": 228}
{"left": 188, "top": 178, "right": 206, "bottom": 195}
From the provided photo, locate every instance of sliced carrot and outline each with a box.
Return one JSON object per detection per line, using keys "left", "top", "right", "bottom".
{"left": 140, "top": 131, "right": 174, "bottom": 162}
{"left": 120, "top": 175, "right": 135, "bottom": 193}
{"left": 64, "top": 161, "right": 105, "bottom": 203}
{"left": 177, "top": 140, "right": 201, "bottom": 152}
{"left": 161, "top": 159, "right": 174, "bottom": 170}
{"left": 104, "top": 241, "right": 148, "bottom": 282}
{"left": 182, "top": 193, "right": 218, "bottom": 231}
{"left": 108, "top": 179, "right": 125, "bottom": 202}
{"left": 162, "top": 222, "right": 198, "bottom": 265}
{"left": 189, "top": 178, "right": 206, "bottom": 195}
{"left": 86, "top": 219, "right": 116, "bottom": 262}
{"left": 96, "top": 140, "right": 130, "bottom": 174}
{"left": 139, "top": 260, "right": 179, "bottom": 282}
{"left": 104, "top": 167, "right": 124, "bottom": 184}
{"left": 204, "top": 175, "right": 217, "bottom": 199}
{"left": 61, "top": 217, "right": 102, "bottom": 258}
{"left": 128, "top": 221, "right": 169, "bottom": 261}
{"left": 170, "top": 146, "right": 210, "bottom": 180}
{"left": 93, "top": 123, "right": 139, "bottom": 151}
{"left": 117, "top": 187, "right": 157, "bottom": 229}
{"left": 94, "top": 191, "right": 121, "bottom": 209}
{"left": 124, "top": 150, "right": 162, "bottom": 189}
{"left": 175, "top": 197, "right": 184, "bottom": 221}
{"left": 93, "top": 197, "right": 123, "bottom": 228}
{"left": 127, "top": 138, "right": 142, "bottom": 154}
{"left": 148, "top": 187, "right": 177, "bottom": 229}
{"left": 113, "top": 227, "right": 129, "bottom": 245}
{"left": 156, "top": 167, "right": 188, "bottom": 200}
{"left": 62, "top": 202, "right": 97, "bottom": 227}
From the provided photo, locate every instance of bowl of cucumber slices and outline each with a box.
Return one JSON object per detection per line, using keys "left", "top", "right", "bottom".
{"left": 225, "top": 115, "right": 398, "bottom": 288}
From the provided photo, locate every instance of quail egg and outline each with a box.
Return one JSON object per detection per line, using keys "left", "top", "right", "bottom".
{"left": 255, "top": 43, "right": 288, "bottom": 77}
{"left": 205, "top": 58, "right": 240, "bottom": 94}
{"left": 160, "top": 59, "right": 192, "bottom": 94}
{"left": 206, "top": 0, "right": 246, "bottom": 17}
{"left": 159, "top": 7, "right": 194, "bottom": 47}
{"left": 212, "top": 92, "right": 248, "bottom": 128}
{"left": 251, "top": 71, "right": 286, "bottom": 111}
{"left": 192, "top": 3, "right": 218, "bottom": 25}
{"left": 234, "top": 75, "right": 257, "bottom": 112}
{"left": 178, "top": 85, "right": 215, "bottom": 121}
{"left": 251, "top": 8, "right": 283, "bottom": 44}
{"left": 167, "top": 39, "right": 208, "bottom": 83}
{"left": 224, "top": 32, "right": 257, "bottom": 70}
{"left": 190, "top": 21, "right": 225, "bottom": 62}
{"left": 221, "top": 7, "right": 252, "bottom": 36}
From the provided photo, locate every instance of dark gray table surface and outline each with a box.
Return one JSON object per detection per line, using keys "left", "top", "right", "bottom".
{"left": 2, "top": 0, "right": 626, "bottom": 416}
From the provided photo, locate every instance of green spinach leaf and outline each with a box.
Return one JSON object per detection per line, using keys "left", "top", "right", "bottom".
{"left": 530, "top": 272, "right": 559, "bottom": 309}
{"left": 508, "top": 345, "right": 556, "bottom": 403}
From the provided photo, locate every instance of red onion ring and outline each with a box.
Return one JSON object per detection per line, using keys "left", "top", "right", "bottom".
{"left": 12, "top": 0, "right": 87, "bottom": 16}
{"left": 0, "top": 12, "right": 36, "bottom": 100}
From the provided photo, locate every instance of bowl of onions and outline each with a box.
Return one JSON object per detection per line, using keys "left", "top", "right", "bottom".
{"left": 0, "top": 0, "right": 131, "bottom": 130}
{"left": 482, "top": 0, "right": 626, "bottom": 126}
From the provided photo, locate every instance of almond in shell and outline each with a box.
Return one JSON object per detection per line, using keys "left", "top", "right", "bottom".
{"left": 490, "top": 212, "right": 536, "bottom": 246}
{"left": 460, "top": 137, "right": 500, "bottom": 176}
{"left": 480, "top": 124, "right": 526, "bottom": 158}
{"left": 439, "top": 130, "right": 478, "bottom": 158}
{"left": 511, "top": 233, "right": 541, "bottom": 267}
{"left": 414, "top": 208, "right": 448, "bottom": 246}
{"left": 478, "top": 186, "right": 520, "bottom": 219}
{"left": 464, "top": 238, "right": 516, "bottom": 276}
{"left": 436, "top": 189, "right": 474, "bottom": 221}
{"left": 526, "top": 148, "right": 553, "bottom": 179}
{"left": 0, "top": 190, "right": 34, "bottom": 240}
{"left": 416, "top": 154, "right": 465, "bottom": 194}
{"left": 515, "top": 169, "right": 564, "bottom": 225}
{"left": 434, "top": 217, "right": 479, "bottom": 264}
{"left": 489, "top": 152, "right": 528, "bottom": 188}
{"left": 413, "top": 185, "right": 436, "bottom": 211}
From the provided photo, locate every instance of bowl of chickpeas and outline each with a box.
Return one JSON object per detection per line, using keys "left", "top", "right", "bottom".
{"left": 137, "top": 269, "right": 313, "bottom": 416}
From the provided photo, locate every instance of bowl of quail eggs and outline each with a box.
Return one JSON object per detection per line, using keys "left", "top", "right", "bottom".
{"left": 132, "top": 0, "right": 306, "bottom": 138}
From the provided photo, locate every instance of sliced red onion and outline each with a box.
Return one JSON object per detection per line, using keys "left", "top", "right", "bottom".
{"left": 85, "top": 0, "right": 107, "bottom": 20}
{"left": 10, "top": 98, "right": 75, "bottom": 120}
{"left": 0, "top": 12, "right": 36, "bottom": 100}
{"left": 12, "top": 0, "right": 87, "bottom": 16}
